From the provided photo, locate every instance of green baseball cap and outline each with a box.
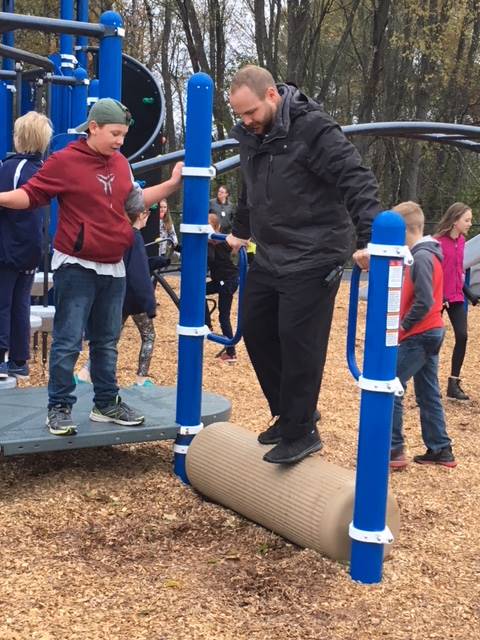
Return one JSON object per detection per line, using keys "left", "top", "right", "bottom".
{"left": 74, "top": 98, "right": 132, "bottom": 133}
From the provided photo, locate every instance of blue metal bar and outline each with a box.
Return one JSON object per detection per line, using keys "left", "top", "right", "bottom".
{"left": 206, "top": 232, "right": 248, "bottom": 347}
{"left": 343, "top": 121, "right": 480, "bottom": 138}
{"left": 0, "top": 80, "right": 10, "bottom": 156}
{"left": 88, "top": 77, "right": 99, "bottom": 106}
{"left": 2, "top": 0, "right": 14, "bottom": 72}
{"left": 131, "top": 140, "right": 238, "bottom": 176}
{"left": 465, "top": 267, "right": 471, "bottom": 313}
{"left": 349, "top": 210, "right": 406, "bottom": 584}
{"left": 346, "top": 265, "right": 362, "bottom": 381}
{"left": 59, "top": 0, "right": 74, "bottom": 134}
{"left": 1, "top": 2, "right": 13, "bottom": 155}
{"left": 174, "top": 72, "right": 214, "bottom": 484}
{"left": 71, "top": 66, "right": 88, "bottom": 130}
{"left": 0, "top": 12, "right": 107, "bottom": 38}
{"left": 76, "top": 0, "right": 89, "bottom": 69}
{"left": 98, "top": 12, "right": 123, "bottom": 100}
{"left": 60, "top": 0, "right": 74, "bottom": 68}
{"left": 0, "top": 43, "right": 55, "bottom": 70}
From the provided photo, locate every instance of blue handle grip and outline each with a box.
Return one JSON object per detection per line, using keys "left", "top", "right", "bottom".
{"left": 346, "top": 264, "right": 362, "bottom": 381}
{"left": 207, "top": 233, "right": 248, "bottom": 346}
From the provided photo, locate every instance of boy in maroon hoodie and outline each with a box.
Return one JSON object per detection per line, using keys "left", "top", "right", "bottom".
{"left": 389, "top": 201, "right": 456, "bottom": 470}
{"left": 0, "top": 99, "right": 183, "bottom": 436}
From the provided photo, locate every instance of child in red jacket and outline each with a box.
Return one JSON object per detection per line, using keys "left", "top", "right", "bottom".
{"left": 0, "top": 99, "right": 183, "bottom": 435}
{"left": 390, "top": 201, "right": 456, "bottom": 470}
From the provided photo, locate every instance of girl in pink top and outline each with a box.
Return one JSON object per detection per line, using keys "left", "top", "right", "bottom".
{"left": 435, "top": 202, "right": 473, "bottom": 401}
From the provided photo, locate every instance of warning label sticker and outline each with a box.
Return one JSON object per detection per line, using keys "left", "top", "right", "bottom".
{"left": 387, "top": 289, "right": 401, "bottom": 313}
{"left": 386, "top": 330, "right": 399, "bottom": 346}
{"left": 387, "top": 313, "right": 400, "bottom": 330}
{"left": 388, "top": 261, "right": 403, "bottom": 288}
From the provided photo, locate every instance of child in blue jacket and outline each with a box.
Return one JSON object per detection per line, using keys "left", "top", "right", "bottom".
{"left": 0, "top": 112, "right": 53, "bottom": 379}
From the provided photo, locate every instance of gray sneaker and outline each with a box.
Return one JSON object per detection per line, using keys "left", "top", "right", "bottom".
{"left": 89, "top": 396, "right": 145, "bottom": 426}
{"left": 46, "top": 405, "right": 77, "bottom": 436}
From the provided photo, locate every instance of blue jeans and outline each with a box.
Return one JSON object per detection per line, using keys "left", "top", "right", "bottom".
{"left": 391, "top": 328, "right": 450, "bottom": 453}
{"left": 48, "top": 265, "right": 125, "bottom": 409}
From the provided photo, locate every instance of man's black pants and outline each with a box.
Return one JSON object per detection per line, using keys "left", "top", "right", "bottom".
{"left": 243, "top": 263, "right": 341, "bottom": 440}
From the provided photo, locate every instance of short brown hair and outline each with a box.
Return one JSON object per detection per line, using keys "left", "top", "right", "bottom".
{"left": 14, "top": 111, "right": 53, "bottom": 154}
{"left": 230, "top": 65, "right": 276, "bottom": 98}
{"left": 393, "top": 201, "right": 424, "bottom": 233}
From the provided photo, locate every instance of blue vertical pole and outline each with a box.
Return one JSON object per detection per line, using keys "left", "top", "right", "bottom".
{"left": 71, "top": 67, "right": 88, "bottom": 128}
{"left": 2, "top": 0, "right": 14, "bottom": 153}
{"left": 349, "top": 211, "right": 406, "bottom": 584}
{"left": 88, "top": 78, "right": 99, "bottom": 111}
{"left": 59, "top": 0, "right": 75, "bottom": 133}
{"left": 0, "top": 82, "right": 9, "bottom": 157}
{"left": 174, "top": 72, "right": 214, "bottom": 483}
{"left": 98, "top": 12, "right": 124, "bottom": 99}
{"left": 76, "top": 0, "right": 89, "bottom": 70}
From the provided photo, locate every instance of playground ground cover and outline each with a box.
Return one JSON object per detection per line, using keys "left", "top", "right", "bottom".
{"left": 0, "top": 278, "right": 479, "bottom": 639}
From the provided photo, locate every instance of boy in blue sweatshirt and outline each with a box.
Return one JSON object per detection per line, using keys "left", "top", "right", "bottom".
{"left": 0, "top": 112, "right": 53, "bottom": 379}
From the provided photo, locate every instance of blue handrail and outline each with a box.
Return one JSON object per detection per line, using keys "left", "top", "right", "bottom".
{"left": 346, "top": 265, "right": 362, "bottom": 381}
{"left": 206, "top": 232, "right": 248, "bottom": 347}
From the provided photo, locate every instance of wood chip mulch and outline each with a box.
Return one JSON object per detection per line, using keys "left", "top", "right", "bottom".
{"left": 1, "top": 279, "right": 479, "bottom": 639}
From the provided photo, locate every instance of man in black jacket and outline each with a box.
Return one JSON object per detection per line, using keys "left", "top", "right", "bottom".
{"left": 227, "top": 65, "right": 381, "bottom": 464}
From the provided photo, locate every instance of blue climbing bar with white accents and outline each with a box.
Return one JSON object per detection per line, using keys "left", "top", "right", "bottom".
{"left": 174, "top": 72, "right": 215, "bottom": 483}
{"left": 348, "top": 210, "right": 411, "bottom": 583}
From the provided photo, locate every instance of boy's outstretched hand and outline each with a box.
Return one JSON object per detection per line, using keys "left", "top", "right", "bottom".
{"left": 170, "top": 161, "right": 184, "bottom": 187}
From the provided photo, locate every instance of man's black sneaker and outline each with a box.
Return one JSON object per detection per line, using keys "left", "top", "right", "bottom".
{"left": 446, "top": 376, "right": 469, "bottom": 402}
{"left": 258, "top": 415, "right": 282, "bottom": 445}
{"left": 89, "top": 396, "right": 144, "bottom": 426}
{"left": 46, "top": 405, "right": 77, "bottom": 436}
{"left": 263, "top": 429, "right": 323, "bottom": 464}
{"left": 413, "top": 445, "right": 457, "bottom": 468}
{"left": 258, "top": 409, "right": 321, "bottom": 445}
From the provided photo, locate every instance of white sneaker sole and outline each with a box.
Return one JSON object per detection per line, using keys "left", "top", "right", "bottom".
{"left": 45, "top": 418, "right": 77, "bottom": 436}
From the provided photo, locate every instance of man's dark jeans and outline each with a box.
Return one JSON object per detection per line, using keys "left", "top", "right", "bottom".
{"left": 48, "top": 264, "right": 125, "bottom": 409}
{"left": 391, "top": 328, "right": 450, "bottom": 452}
{"left": 242, "top": 263, "right": 341, "bottom": 440}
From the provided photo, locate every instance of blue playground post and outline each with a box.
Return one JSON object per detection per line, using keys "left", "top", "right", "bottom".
{"left": 174, "top": 72, "right": 214, "bottom": 483}
{"left": 71, "top": 66, "right": 88, "bottom": 127}
{"left": 98, "top": 12, "right": 124, "bottom": 100}
{"left": 88, "top": 77, "right": 99, "bottom": 107}
{"left": 1, "top": 0, "right": 14, "bottom": 155}
{"left": 75, "top": 0, "right": 89, "bottom": 70}
{"left": 349, "top": 211, "right": 407, "bottom": 584}
{"left": 59, "top": 0, "right": 75, "bottom": 133}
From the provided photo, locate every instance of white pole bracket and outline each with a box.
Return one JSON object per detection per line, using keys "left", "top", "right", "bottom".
{"left": 177, "top": 324, "right": 211, "bottom": 337}
{"left": 173, "top": 444, "right": 189, "bottom": 455}
{"left": 349, "top": 522, "right": 394, "bottom": 545}
{"left": 178, "top": 423, "right": 204, "bottom": 436}
{"left": 180, "top": 223, "right": 213, "bottom": 234}
{"left": 368, "top": 242, "right": 413, "bottom": 266}
{"left": 358, "top": 375, "right": 404, "bottom": 397}
{"left": 182, "top": 166, "right": 216, "bottom": 178}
